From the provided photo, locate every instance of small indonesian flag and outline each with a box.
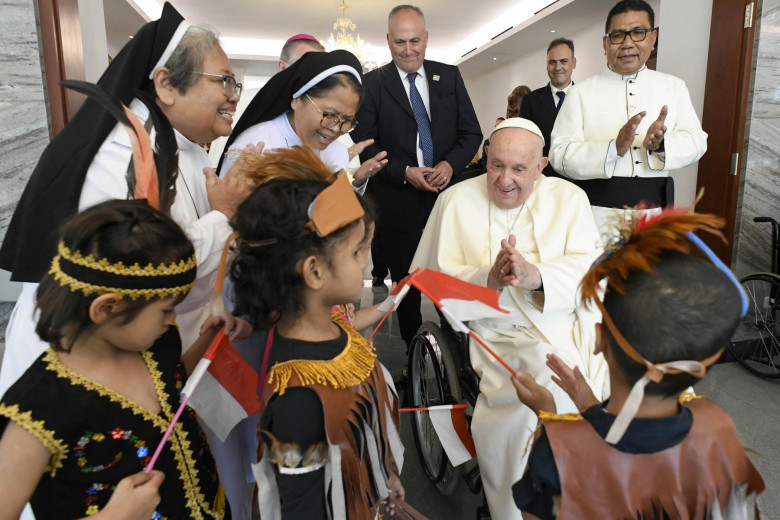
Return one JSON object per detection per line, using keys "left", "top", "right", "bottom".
{"left": 182, "top": 331, "right": 261, "bottom": 442}
{"left": 411, "top": 269, "right": 513, "bottom": 328}
{"left": 428, "top": 404, "right": 476, "bottom": 466}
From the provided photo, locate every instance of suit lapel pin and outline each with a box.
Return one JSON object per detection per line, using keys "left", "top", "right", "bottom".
{"left": 432, "top": 75, "right": 440, "bottom": 81}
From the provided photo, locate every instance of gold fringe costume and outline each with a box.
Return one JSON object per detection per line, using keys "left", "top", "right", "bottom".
{"left": 252, "top": 315, "right": 403, "bottom": 520}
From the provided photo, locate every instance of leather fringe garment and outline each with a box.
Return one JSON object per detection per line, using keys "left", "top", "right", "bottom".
{"left": 255, "top": 317, "right": 402, "bottom": 520}
{"left": 543, "top": 398, "right": 764, "bottom": 519}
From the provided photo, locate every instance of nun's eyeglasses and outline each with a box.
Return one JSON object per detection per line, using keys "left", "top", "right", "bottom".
{"left": 191, "top": 72, "right": 243, "bottom": 97}
{"left": 305, "top": 94, "right": 358, "bottom": 133}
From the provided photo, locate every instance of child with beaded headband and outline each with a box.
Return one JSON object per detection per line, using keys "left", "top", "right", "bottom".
{"left": 228, "top": 146, "right": 405, "bottom": 519}
{"left": 0, "top": 199, "right": 250, "bottom": 520}
{"left": 510, "top": 210, "right": 765, "bottom": 519}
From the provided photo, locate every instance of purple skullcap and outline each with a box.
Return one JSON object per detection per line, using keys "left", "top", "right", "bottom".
{"left": 287, "top": 33, "right": 319, "bottom": 42}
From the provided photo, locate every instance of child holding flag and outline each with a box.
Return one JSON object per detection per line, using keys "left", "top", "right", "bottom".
{"left": 229, "top": 147, "right": 405, "bottom": 519}
{"left": 0, "top": 200, "right": 249, "bottom": 519}
{"left": 511, "top": 212, "right": 765, "bottom": 519}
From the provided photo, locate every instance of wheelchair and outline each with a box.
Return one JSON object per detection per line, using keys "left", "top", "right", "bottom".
{"left": 406, "top": 309, "right": 490, "bottom": 518}
{"left": 727, "top": 216, "right": 780, "bottom": 378}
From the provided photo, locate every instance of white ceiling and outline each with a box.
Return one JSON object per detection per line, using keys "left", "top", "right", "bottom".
{"left": 103, "top": 0, "right": 614, "bottom": 79}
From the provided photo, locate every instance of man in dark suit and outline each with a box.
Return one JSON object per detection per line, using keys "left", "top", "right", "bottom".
{"left": 353, "top": 4, "right": 482, "bottom": 347}
{"left": 519, "top": 38, "right": 576, "bottom": 177}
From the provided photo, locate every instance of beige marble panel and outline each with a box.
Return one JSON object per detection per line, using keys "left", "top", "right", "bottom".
{"left": 0, "top": 0, "right": 50, "bottom": 242}
{"left": 0, "top": 0, "right": 50, "bottom": 313}
{"left": 735, "top": 0, "right": 780, "bottom": 277}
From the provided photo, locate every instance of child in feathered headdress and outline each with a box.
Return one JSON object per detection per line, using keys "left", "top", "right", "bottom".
{"left": 510, "top": 210, "right": 765, "bottom": 519}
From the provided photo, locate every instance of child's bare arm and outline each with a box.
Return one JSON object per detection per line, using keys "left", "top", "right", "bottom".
{"left": 0, "top": 422, "right": 166, "bottom": 520}
{"left": 351, "top": 282, "right": 398, "bottom": 331}
{"left": 182, "top": 312, "right": 252, "bottom": 374}
{"left": 512, "top": 372, "right": 556, "bottom": 416}
{"left": 350, "top": 304, "right": 384, "bottom": 331}
{"left": 0, "top": 422, "right": 48, "bottom": 520}
{"left": 546, "top": 354, "right": 599, "bottom": 412}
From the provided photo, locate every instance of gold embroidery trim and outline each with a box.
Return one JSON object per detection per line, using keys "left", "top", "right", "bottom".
{"left": 44, "top": 348, "right": 223, "bottom": 519}
{"left": 56, "top": 241, "right": 196, "bottom": 276}
{"left": 678, "top": 390, "right": 701, "bottom": 404}
{"left": 538, "top": 411, "right": 583, "bottom": 421}
{"left": 268, "top": 314, "right": 377, "bottom": 395}
{"left": 44, "top": 349, "right": 170, "bottom": 429}
{"left": 49, "top": 241, "right": 196, "bottom": 300}
{"left": 0, "top": 403, "right": 68, "bottom": 476}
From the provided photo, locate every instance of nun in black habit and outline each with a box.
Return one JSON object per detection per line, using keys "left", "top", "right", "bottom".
{"left": 216, "top": 49, "right": 387, "bottom": 189}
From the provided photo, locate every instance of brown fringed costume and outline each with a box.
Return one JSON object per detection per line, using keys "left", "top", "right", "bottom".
{"left": 514, "top": 211, "right": 765, "bottom": 519}
{"left": 252, "top": 314, "right": 403, "bottom": 520}
{"left": 543, "top": 397, "right": 764, "bottom": 519}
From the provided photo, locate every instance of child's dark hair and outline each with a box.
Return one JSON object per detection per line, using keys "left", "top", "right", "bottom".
{"left": 230, "top": 177, "right": 374, "bottom": 329}
{"left": 36, "top": 199, "right": 195, "bottom": 352}
{"left": 603, "top": 249, "right": 741, "bottom": 396}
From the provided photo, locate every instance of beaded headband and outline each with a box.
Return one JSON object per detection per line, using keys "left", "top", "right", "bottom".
{"left": 49, "top": 240, "right": 197, "bottom": 300}
{"left": 581, "top": 209, "right": 747, "bottom": 444}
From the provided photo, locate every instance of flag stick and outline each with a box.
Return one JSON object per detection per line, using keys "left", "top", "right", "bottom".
{"left": 145, "top": 397, "right": 189, "bottom": 473}
{"left": 145, "top": 327, "right": 225, "bottom": 473}
{"left": 467, "top": 330, "right": 516, "bottom": 375}
{"left": 366, "top": 306, "right": 393, "bottom": 342}
{"left": 399, "top": 403, "right": 468, "bottom": 413}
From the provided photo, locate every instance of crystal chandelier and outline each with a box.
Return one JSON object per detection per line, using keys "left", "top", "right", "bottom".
{"left": 324, "top": 0, "right": 380, "bottom": 71}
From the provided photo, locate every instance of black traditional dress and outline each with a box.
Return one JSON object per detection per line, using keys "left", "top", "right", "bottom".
{"left": 0, "top": 327, "right": 226, "bottom": 519}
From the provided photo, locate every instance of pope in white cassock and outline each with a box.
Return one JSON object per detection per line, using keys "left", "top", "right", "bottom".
{"left": 549, "top": 1, "right": 707, "bottom": 236}
{"left": 410, "top": 118, "right": 608, "bottom": 519}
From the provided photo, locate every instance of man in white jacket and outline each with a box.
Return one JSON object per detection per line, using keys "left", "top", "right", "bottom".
{"left": 549, "top": 0, "right": 707, "bottom": 235}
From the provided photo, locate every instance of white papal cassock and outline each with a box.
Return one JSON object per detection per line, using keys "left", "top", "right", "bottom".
{"left": 410, "top": 174, "right": 608, "bottom": 519}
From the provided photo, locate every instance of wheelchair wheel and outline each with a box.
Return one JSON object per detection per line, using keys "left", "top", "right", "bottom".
{"left": 407, "top": 321, "right": 464, "bottom": 495}
{"left": 728, "top": 273, "right": 780, "bottom": 378}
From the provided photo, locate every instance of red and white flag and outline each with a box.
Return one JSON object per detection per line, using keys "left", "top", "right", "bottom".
{"left": 370, "top": 269, "right": 514, "bottom": 338}
{"left": 411, "top": 269, "right": 513, "bottom": 329}
{"left": 182, "top": 330, "right": 261, "bottom": 442}
{"left": 370, "top": 268, "right": 519, "bottom": 375}
{"left": 428, "top": 404, "right": 476, "bottom": 466}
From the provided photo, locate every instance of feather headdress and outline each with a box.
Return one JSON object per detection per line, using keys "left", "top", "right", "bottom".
{"left": 581, "top": 209, "right": 727, "bottom": 306}
{"left": 580, "top": 209, "right": 747, "bottom": 444}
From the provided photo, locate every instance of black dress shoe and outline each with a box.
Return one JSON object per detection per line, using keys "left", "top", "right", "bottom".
{"left": 372, "top": 276, "right": 386, "bottom": 287}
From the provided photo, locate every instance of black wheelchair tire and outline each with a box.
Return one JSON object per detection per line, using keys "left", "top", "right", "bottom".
{"left": 407, "top": 321, "right": 464, "bottom": 495}
{"left": 728, "top": 273, "right": 780, "bottom": 379}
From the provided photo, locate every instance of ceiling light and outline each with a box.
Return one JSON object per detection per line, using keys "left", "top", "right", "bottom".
{"left": 323, "top": 1, "right": 380, "bottom": 71}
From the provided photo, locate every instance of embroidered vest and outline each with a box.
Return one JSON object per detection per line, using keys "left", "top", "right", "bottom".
{"left": 543, "top": 398, "right": 764, "bottom": 519}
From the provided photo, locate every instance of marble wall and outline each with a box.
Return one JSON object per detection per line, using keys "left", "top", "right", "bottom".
{"left": 735, "top": 0, "right": 780, "bottom": 276}
{"left": 0, "top": 0, "right": 50, "bottom": 295}
{"left": 0, "top": 0, "right": 50, "bottom": 335}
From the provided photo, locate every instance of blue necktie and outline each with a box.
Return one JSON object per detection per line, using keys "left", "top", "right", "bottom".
{"left": 556, "top": 90, "right": 566, "bottom": 112}
{"left": 407, "top": 72, "right": 433, "bottom": 167}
